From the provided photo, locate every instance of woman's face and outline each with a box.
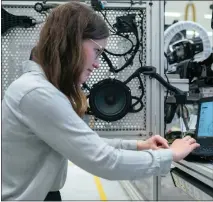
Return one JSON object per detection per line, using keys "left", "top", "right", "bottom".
{"left": 79, "top": 38, "right": 107, "bottom": 84}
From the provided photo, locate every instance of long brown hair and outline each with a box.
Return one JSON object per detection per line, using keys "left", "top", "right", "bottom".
{"left": 35, "top": 1, "right": 109, "bottom": 117}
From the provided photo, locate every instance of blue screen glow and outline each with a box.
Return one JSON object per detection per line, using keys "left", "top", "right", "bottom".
{"left": 197, "top": 101, "right": 213, "bottom": 137}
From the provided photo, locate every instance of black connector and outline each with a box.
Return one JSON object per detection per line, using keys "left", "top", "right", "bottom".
{"left": 2, "top": 8, "right": 37, "bottom": 35}
{"left": 114, "top": 14, "right": 136, "bottom": 34}
{"left": 34, "top": 2, "right": 58, "bottom": 13}
{"left": 91, "top": 0, "right": 104, "bottom": 11}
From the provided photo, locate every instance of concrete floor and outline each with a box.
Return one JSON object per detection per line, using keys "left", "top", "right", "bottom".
{"left": 60, "top": 161, "right": 194, "bottom": 201}
{"left": 160, "top": 174, "right": 194, "bottom": 201}
{"left": 60, "top": 162, "right": 130, "bottom": 201}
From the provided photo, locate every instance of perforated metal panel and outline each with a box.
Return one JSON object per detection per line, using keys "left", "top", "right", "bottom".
{"left": 2, "top": 5, "right": 45, "bottom": 96}
{"left": 86, "top": 7, "right": 147, "bottom": 132}
{"left": 1, "top": 2, "right": 147, "bottom": 133}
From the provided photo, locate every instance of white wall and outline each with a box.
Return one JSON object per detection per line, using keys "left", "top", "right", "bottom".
{"left": 165, "top": 0, "right": 213, "bottom": 46}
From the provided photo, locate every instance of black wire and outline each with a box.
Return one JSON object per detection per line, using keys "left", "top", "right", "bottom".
{"left": 130, "top": 74, "right": 144, "bottom": 108}
{"left": 128, "top": 11, "right": 145, "bottom": 113}
{"left": 101, "top": 52, "right": 116, "bottom": 73}
{"left": 99, "top": 8, "right": 141, "bottom": 73}
{"left": 139, "top": 12, "right": 144, "bottom": 66}
{"left": 98, "top": 12, "right": 140, "bottom": 73}
{"left": 104, "top": 34, "right": 134, "bottom": 56}
{"left": 129, "top": 96, "right": 144, "bottom": 112}
{"left": 108, "top": 20, "right": 140, "bottom": 73}
{"left": 127, "top": 0, "right": 134, "bottom": 15}
{"left": 102, "top": 40, "right": 139, "bottom": 73}
{"left": 99, "top": 10, "right": 116, "bottom": 33}
{"left": 164, "top": 52, "right": 171, "bottom": 133}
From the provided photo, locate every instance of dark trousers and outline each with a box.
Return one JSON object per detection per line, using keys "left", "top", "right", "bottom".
{"left": 44, "top": 191, "right": 62, "bottom": 201}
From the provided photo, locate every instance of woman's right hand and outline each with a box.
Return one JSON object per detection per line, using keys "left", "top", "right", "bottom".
{"left": 170, "top": 136, "right": 200, "bottom": 162}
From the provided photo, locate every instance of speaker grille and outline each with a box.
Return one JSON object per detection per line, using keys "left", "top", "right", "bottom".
{"left": 1, "top": 2, "right": 147, "bottom": 132}
{"left": 94, "top": 84, "right": 128, "bottom": 115}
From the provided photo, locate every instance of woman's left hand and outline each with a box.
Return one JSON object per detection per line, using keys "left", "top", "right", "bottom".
{"left": 137, "top": 135, "right": 169, "bottom": 150}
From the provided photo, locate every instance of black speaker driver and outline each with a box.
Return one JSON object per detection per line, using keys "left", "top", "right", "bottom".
{"left": 89, "top": 78, "right": 132, "bottom": 122}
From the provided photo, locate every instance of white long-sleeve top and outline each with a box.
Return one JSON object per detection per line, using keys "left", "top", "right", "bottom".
{"left": 2, "top": 60, "right": 173, "bottom": 200}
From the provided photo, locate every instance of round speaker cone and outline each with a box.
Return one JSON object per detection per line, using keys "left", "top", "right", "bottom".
{"left": 89, "top": 79, "right": 131, "bottom": 122}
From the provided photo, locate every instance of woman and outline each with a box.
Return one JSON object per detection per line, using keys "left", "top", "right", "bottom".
{"left": 2, "top": 1, "right": 199, "bottom": 201}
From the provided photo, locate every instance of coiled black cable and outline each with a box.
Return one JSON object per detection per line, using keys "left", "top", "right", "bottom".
{"left": 102, "top": 19, "right": 140, "bottom": 73}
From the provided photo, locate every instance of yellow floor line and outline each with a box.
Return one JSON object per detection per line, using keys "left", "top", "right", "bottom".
{"left": 94, "top": 176, "right": 107, "bottom": 201}
{"left": 68, "top": 162, "right": 107, "bottom": 200}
